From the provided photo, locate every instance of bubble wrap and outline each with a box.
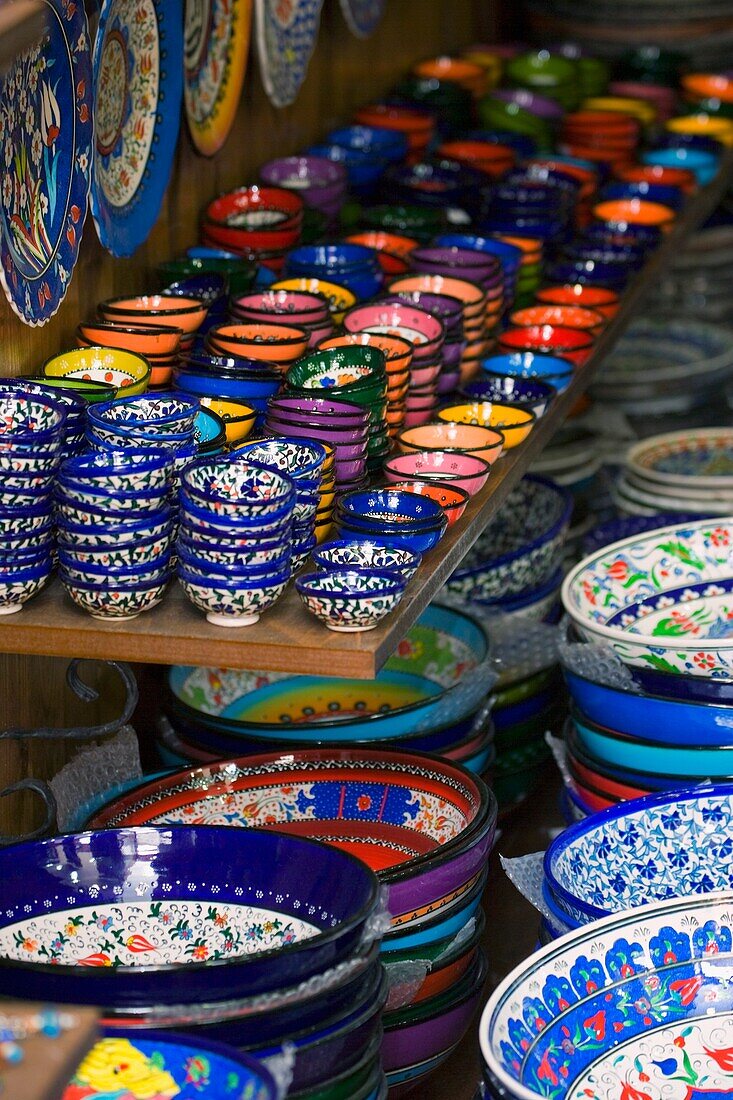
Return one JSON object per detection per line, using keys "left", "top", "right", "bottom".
{"left": 546, "top": 732, "right": 574, "bottom": 790}
{"left": 446, "top": 597, "right": 561, "bottom": 687}
{"left": 384, "top": 917, "right": 478, "bottom": 1011}
{"left": 558, "top": 616, "right": 642, "bottom": 693}
{"left": 500, "top": 852, "right": 558, "bottom": 923}
{"left": 50, "top": 725, "right": 142, "bottom": 832}
{"left": 361, "top": 885, "right": 393, "bottom": 950}
{"left": 261, "top": 1046, "right": 294, "bottom": 1099}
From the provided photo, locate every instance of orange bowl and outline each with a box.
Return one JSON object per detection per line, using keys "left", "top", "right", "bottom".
{"left": 413, "top": 55, "right": 486, "bottom": 94}
{"left": 77, "top": 320, "right": 183, "bottom": 357}
{"left": 536, "top": 284, "right": 619, "bottom": 319}
{"left": 206, "top": 322, "right": 308, "bottom": 364}
{"left": 682, "top": 72, "right": 733, "bottom": 104}
{"left": 398, "top": 420, "right": 504, "bottom": 465}
{"left": 98, "top": 295, "right": 208, "bottom": 334}
{"left": 509, "top": 304, "right": 606, "bottom": 335}
{"left": 593, "top": 197, "right": 676, "bottom": 228}
{"left": 345, "top": 230, "right": 418, "bottom": 258}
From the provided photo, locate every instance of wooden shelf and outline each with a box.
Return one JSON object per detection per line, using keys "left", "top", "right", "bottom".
{"left": 2, "top": 151, "right": 731, "bottom": 677}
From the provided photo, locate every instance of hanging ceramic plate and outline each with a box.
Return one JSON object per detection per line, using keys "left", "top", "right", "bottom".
{"left": 91, "top": 0, "right": 183, "bottom": 257}
{"left": 255, "top": 0, "right": 324, "bottom": 109}
{"left": 0, "top": 0, "right": 93, "bottom": 326}
{"left": 184, "top": 0, "right": 253, "bottom": 157}
{"left": 339, "top": 0, "right": 386, "bottom": 38}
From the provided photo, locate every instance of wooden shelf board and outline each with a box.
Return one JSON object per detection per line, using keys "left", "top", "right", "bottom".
{"left": 1, "top": 151, "right": 731, "bottom": 676}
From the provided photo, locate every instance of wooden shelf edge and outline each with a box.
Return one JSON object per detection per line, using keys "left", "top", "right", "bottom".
{"left": 1, "top": 150, "right": 731, "bottom": 676}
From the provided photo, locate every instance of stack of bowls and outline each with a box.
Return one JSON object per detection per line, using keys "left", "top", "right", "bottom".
{"left": 335, "top": 487, "right": 448, "bottom": 553}
{"left": 477, "top": 93, "right": 554, "bottom": 152}
{"left": 231, "top": 437, "right": 325, "bottom": 570}
{"left": 480, "top": 172, "right": 579, "bottom": 251}
{"left": 0, "top": 387, "right": 64, "bottom": 615}
{"left": 260, "top": 155, "right": 348, "bottom": 226}
{"left": 55, "top": 448, "right": 176, "bottom": 621}
{"left": 509, "top": 301, "right": 606, "bottom": 338}
{"left": 76, "top": 318, "right": 183, "bottom": 390}
{"left": 354, "top": 103, "right": 436, "bottom": 161}
{"left": 536, "top": 282, "right": 619, "bottom": 320}
{"left": 284, "top": 345, "right": 390, "bottom": 471}
{"left": 42, "top": 346, "right": 151, "bottom": 399}
{"left": 177, "top": 457, "right": 295, "bottom": 627}
{"left": 159, "top": 249, "right": 258, "bottom": 298}
{"left": 284, "top": 243, "right": 383, "bottom": 300}
{"left": 615, "top": 428, "right": 733, "bottom": 517}
{"left": 201, "top": 185, "right": 304, "bottom": 271}
{"left": 266, "top": 394, "right": 370, "bottom": 491}
{"left": 434, "top": 233, "right": 523, "bottom": 316}
{"left": 506, "top": 50, "right": 580, "bottom": 110}
{"left": 480, "top": 894, "right": 733, "bottom": 1099}
{"left": 0, "top": 826, "right": 385, "bottom": 1098}
{"left": 494, "top": 233, "right": 544, "bottom": 307}
{"left": 86, "top": 394, "right": 209, "bottom": 475}
{"left": 97, "top": 294, "right": 210, "bottom": 358}
{"left": 437, "top": 138, "right": 516, "bottom": 180}
{"left": 387, "top": 271, "right": 488, "bottom": 381}
{"left": 205, "top": 321, "right": 309, "bottom": 373}
{"left": 270, "top": 275, "right": 358, "bottom": 326}
{"left": 498, "top": 320, "right": 596, "bottom": 368}
{"left": 318, "top": 331, "right": 413, "bottom": 438}
{"left": 229, "top": 288, "right": 333, "bottom": 349}
{"left": 378, "top": 288, "right": 465, "bottom": 396}
{"left": 173, "top": 352, "right": 282, "bottom": 425}
{"left": 560, "top": 108, "right": 641, "bottom": 171}
{"left": 4, "top": 377, "right": 87, "bottom": 459}
{"left": 344, "top": 229, "right": 418, "bottom": 278}
{"left": 397, "top": 420, "right": 505, "bottom": 477}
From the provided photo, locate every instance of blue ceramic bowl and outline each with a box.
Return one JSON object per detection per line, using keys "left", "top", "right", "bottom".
{"left": 178, "top": 498, "right": 293, "bottom": 537}
{"left": 581, "top": 221, "right": 662, "bottom": 251}
{"left": 58, "top": 548, "right": 173, "bottom": 586}
{"left": 544, "top": 258, "right": 629, "bottom": 290}
{"left": 178, "top": 565, "right": 290, "bottom": 626}
{"left": 164, "top": 271, "right": 228, "bottom": 301}
{"left": 464, "top": 129, "right": 538, "bottom": 157}
{"left": 60, "top": 574, "right": 171, "bottom": 619}
{"left": 58, "top": 529, "right": 174, "bottom": 570}
{"left": 313, "top": 539, "right": 422, "bottom": 580}
{"left": 296, "top": 569, "right": 406, "bottom": 632}
{"left": 73, "top": 1028, "right": 279, "bottom": 1099}
{"left": 337, "top": 519, "right": 446, "bottom": 554}
{"left": 381, "top": 865, "right": 488, "bottom": 955}
{"left": 600, "top": 180, "right": 684, "bottom": 211}
{"left": 641, "top": 146, "right": 719, "bottom": 185}
{"left": 461, "top": 373, "right": 556, "bottom": 416}
{"left": 60, "top": 448, "right": 173, "bottom": 493}
{"left": 233, "top": 437, "right": 326, "bottom": 480}
{"left": 285, "top": 243, "right": 380, "bottom": 273}
{"left": 480, "top": 352, "right": 573, "bottom": 390}
{"left": 544, "top": 783, "right": 733, "bottom": 927}
{"left": 177, "top": 543, "right": 290, "bottom": 582}
{"left": 177, "top": 533, "right": 290, "bottom": 571}
{"left": 338, "top": 488, "right": 446, "bottom": 530}
{"left": 571, "top": 708, "right": 733, "bottom": 777}
{"left": 181, "top": 459, "right": 295, "bottom": 519}
{"left": 55, "top": 481, "right": 170, "bottom": 515}
{"left": 89, "top": 395, "right": 199, "bottom": 434}
{"left": 656, "top": 132, "right": 724, "bottom": 156}
{"left": 306, "top": 143, "right": 386, "bottom": 188}
{"left": 0, "top": 387, "right": 68, "bottom": 444}
{"left": 0, "top": 525, "right": 54, "bottom": 553}
{"left": 327, "top": 124, "right": 409, "bottom": 162}
{"left": 55, "top": 491, "right": 177, "bottom": 529}
{"left": 0, "top": 557, "right": 53, "bottom": 615}
{"left": 57, "top": 506, "right": 176, "bottom": 547}
{"left": 565, "top": 243, "right": 645, "bottom": 272}
{"left": 0, "top": 827, "right": 380, "bottom": 1006}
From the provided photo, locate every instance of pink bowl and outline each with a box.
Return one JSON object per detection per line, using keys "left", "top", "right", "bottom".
{"left": 383, "top": 450, "right": 491, "bottom": 495}
{"left": 343, "top": 302, "right": 445, "bottom": 360}
{"left": 397, "top": 420, "right": 505, "bottom": 464}
{"left": 230, "top": 289, "right": 331, "bottom": 325}
{"left": 409, "top": 360, "right": 442, "bottom": 388}
{"left": 404, "top": 406, "right": 438, "bottom": 427}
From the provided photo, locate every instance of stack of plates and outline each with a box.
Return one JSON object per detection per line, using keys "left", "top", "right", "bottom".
{"left": 649, "top": 223, "right": 733, "bottom": 324}
{"left": 614, "top": 426, "right": 733, "bottom": 516}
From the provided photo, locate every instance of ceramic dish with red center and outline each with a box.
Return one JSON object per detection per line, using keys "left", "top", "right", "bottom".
{"left": 388, "top": 481, "right": 470, "bottom": 526}
{"left": 398, "top": 421, "right": 504, "bottom": 465}
{"left": 88, "top": 747, "right": 497, "bottom": 927}
{"left": 383, "top": 450, "right": 491, "bottom": 496}
{"left": 343, "top": 302, "right": 445, "bottom": 359}
{"left": 98, "top": 296, "right": 209, "bottom": 334}
{"left": 498, "top": 325, "right": 594, "bottom": 367}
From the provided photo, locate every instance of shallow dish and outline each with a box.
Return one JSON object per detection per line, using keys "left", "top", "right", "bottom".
{"left": 296, "top": 569, "right": 405, "bottom": 631}
{"left": 626, "top": 428, "right": 733, "bottom": 491}
{"left": 0, "top": 826, "right": 379, "bottom": 1007}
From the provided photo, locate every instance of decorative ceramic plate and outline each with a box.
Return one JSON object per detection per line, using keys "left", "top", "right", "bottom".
{"left": 339, "top": 0, "right": 386, "bottom": 38}
{"left": 0, "top": 0, "right": 93, "bottom": 326}
{"left": 254, "top": 0, "right": 325, "bottom": 109}
{"left": 184, "top": 0, "right": 253, "bottom": 157}
{"left": 91, "top": 0, "right": 183, "bottom": 257}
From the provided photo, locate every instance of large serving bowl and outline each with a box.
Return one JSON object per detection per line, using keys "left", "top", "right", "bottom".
{"left": 562, "top": 516, "right": 733, "bottom": 679}
{"left": 480, "top": 892, "right": 733, "bottom": 1100}
{"left": 447, "top": 475, "right": 572, "bottom": 601}
{"left": 544, "top": 784, "right": 733, "bottom": 928}
{"left": 90, "top": 748, "right": 496, "bottom": 927}
{"left": 0, "top": 827, "right": 379, "bottom": 1007}
{"left": 64, "top": 1029, "right": 278, "bottom": 1099}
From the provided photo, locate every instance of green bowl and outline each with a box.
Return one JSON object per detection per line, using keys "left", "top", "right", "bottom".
{"left": 506, "top": 52, "right": 580, "bottom": 109}
{"left": 158, "top": 256, "right": 257, "bottom": 296}
{"left": 477, "top": 96, "right": 553, "bottom": 150}
{"left": 285, "top": 345, "right": 387, "bottom": 396}
{"left": 30, "top": 375, "right": 117, "bottom": 404}
{"left": 362, "top": 203, "right": 448, "bottom": 243}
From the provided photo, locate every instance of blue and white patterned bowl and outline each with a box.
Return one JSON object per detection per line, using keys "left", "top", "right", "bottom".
{"left": 480, "top": 892, "right": 733, "bottom": 1100}
{"left": 544, "top": 784, "right": 733, "bottom": 927}
{"left": 55, "top": 482, "right": 170, "bottom": 515}
{"left": 60, "top": 575, "right": 170, "bottom": 620}
{"left": 0, "top": 388, "right": 68, "bottom": 445}
{"left": 58, "top": 530, "right": 174, "bottom": 570}
{"left": 177, "top": 533, "right": 291, "bottom": 571}
{"left": 448, "top": 476, "right": 572, "bottom": 601}
{"left": 296, "top": 569, "right": 406, "bottom": 631}
{"left": 0, "top": 558, "right": 54, "bottom": 615}
{"left": 178, "top": 566, "right": 290, "bottom": 627}
{"left": 232, "top": 437, "right": 327, "bottom": 480}
{"left": 313, "top": 539, "right": 422, "bottom": 580}
{"left": 89, "top": 395, "right": 199, "bottom": 435}
{"left": 181, "top": 458, "right": 295, "bottom": 519}
{"left": 562, "top": 517, "right": 733, "bottom": 679}
{"left": 58, "top": 549, "right": 173, "bottom": 587}
{"left": 0, "top": 826, "right": 380, "bottom": 1007}
{"left": 60, "top": 448, "right": 173, "bottom": 493}
{"left": 57, "top": 507, "right": 176, "bottom": 548}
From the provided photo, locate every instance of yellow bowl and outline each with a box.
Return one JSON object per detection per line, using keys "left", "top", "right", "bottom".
{"left": 583, "top": 95, "right": 656, "bottom": 127}
{"left": 315, "top": 520, "right": 334, "bottom": 544}
{"left": 319, "top": 486, "right": 336, "bottom": 511}
{"left": 271, "top": 278, "right": 357, "bottom": 325}
{"left": 199, "top": 397, "right": 256, "bottom": 445}
{"left": 42, "top": 346, "right": 151, "bottom": 397}
{"left": 437, "top": 401, "right": 536, "bottom": 449}
{"left": 665, "top": 113, "right": 733, "bottom": 147}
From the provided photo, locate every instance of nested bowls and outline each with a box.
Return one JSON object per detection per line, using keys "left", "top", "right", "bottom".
{"left": 0, "top": 826, "right": 379, "bottom": 1007}
{"left": 438, "top": 401, "right": 536, "bottom": 449}
{"left": 383, "top": 451, "right": 491, "bottom": 496}
{"left": 42, "top": 347, "right": 151, "bottom": 398}
{"left": 398, "top": 421, "right": 505, "bottom": 466}
{"left": 312, "top": 539, "right": 422, "bottom": 580}
{"left": 336, "top": 487, "right": 448, "bottom": 553}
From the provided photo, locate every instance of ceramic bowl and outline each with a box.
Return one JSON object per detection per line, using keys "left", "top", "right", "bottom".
{"left": 67, "top": 1029, "right": 278, "bottom": 1099}
{"left": 437, "top": 402, "right": 536, "bottom": 449}
{"left": 544, "top": 784, "right": 733, "bottom": 928}
{"left": 498, "top": 325, "right": 594, "bottom": 367}
{"left": 312, "top": 540, "right": 422, "bottom": 580}
{"left": 99, "top": 295, "right": 208, "bottom": 334}
{"left": 286, "top": 346, "right": 387, "bottom": 393}
{"left": 207, "top": 322, "right": 309, "bottom": 365}
{"left": 398, "top": 421, "right": 505, "bottom": 466}
{"left": 448, "top": 475, "right": 572, "bottom": 601}
{"left": 197, "top": 397, "right": 256, "bottom": 445}
{"left": 42, "top": 347, "right": 151, "bottom": 398}
{"left": 383, "top": 451, "right": 491, "bottom": 496}
{"left": 562, "top": 517, "right": 733, "bottom": 679}
{"left": 55, "top": 481, "right": 171, "bottom": 517}
{"left": 58, "top": 530, "right": 174, "bottom": 571}
{"left": 0, "top": 389, "right": 67, "bottom": 446}
{"left": 481, "top": 892, "right": 733, "bottom": 1100}
{"left": 0, "top": 826, "right": 379, "bottom": 1007}
{"left": 295, "top": 569, "right": 406, "bottom": 631}
{"left": 76, "top": 320, "right": 183, "bottom": 358}
{"left": 337, "top": 487, "right": 447, "bottom": 532}
{"left": 59, "top": 449, "right": 173, "bottom": 494}
{"left": 61, "top": 575, "right": 170, "bottom": 620}
{"left": 480, "top": 352, "right": 574, "bottom": 390}
{"left": 178, "top": 565, "right": 290, "bottom": 627}
{"left": 232, "top": 438, "right": 326, "bottom": 482}
{"left": 343, "top": 303, "right": 445, "bottom": 359}
{"left": 0, "top": 558, "right": 53, "bottom": 615}
{"left": 89, "top": 395, "right": 199, "bottom": 435}
{"left": 181, "top": 459, "right": 294, "bottom": 520}
{"left": 461, "top": 374, "right": 556, "bottom": 417}
{"left": 388, "top": 481, "right": 470, "bottom": 526}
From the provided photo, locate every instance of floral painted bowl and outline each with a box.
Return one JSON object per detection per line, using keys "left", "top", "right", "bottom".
{"left": 58, "top": 530, "right": 174, "bottom": 571}
{"left": 388, "top": 481, "right": 470, "bottom": 526}
{"left": 0, "top": 558, "right": 53, "bottom": 615}
{"left": 64, "top": 1029, "right": 278, "bottom": 1099}
{"left": 0, "top": 826, "right": 380, "bottom": 1006}
{"left": 461, "top": 374, "right": 556, "bottom": 417}
{"left": 42, "top": 347, "right": 151, "bottom": 398}
{"left": 562, "top": 517, "right": 733, "bottom": 679}
{"left": 295, "top": 569, "right": 406, "bottom": 631}
{"left": 448, "top": 475, "right": 572, "bottom": 601}
{"left": 337, "top": 488, "right": 447, "bottom": 532}
{"left": 383, "top": 451, "right": 491, "bottom": 496}
{"left": 91, "top": 747, "right": 495, "bottom": 928}
{"left": 312, "top": 539, "right": 422, "bottom": 580}
{"left": 480, "top": 892, "right": 733, "bottom": 1100}
{"left": 60, "top": 576, "right": 170, "bottom": 620}
{"left": 0, "top": 390, "right": 67, "bottom": 445}
{"left": 181, "top": 459, "right": 295, "bottom": 520}
{"left": 544, "top": 784, "right": 733, "bottom": 928}
{"left": 285, "top": 346, "right": 387, "bottom": 394}
{"left": 232, "top": 438, "right": 327, "bottom": 481}
{"left": 89, "top": 395, "right": 199, "bottom": 436}
{"left": 59, "top": 449, "right": 173, "bottom": 493}
{"left": 179, "top": 565, "right": 290, "bottom": 628}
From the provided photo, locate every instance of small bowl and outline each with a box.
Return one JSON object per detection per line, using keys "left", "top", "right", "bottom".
{"left": 337, "top": 487, "right": 447, "bottom": 531}
{"left": 295, "top": 569, "right": 406, "bottom": 632}
{"left": 437, "top": 401, "right": 536, "bottom": 449}
{"left": 99, "top": 295, "right": 208, "bottom": 334}
{"left": 509, "top": 303, "right": 606, "bottom": 335}
{"left": 383, "top": 450, "right": 491, "bottom": 496}
{"left": 76, "top": 321, "right": 183, "bottom": 357}
{"left": 343, "top": 302, "right": 445, "bottom": 358}
{"left": 178, "top": 564, "right": 289, "bottom": 627}
{"left": 181, "top": 459, "right": 294, "bottom": 519}
{"left": 498, "top": 325, "right": 594, "bottom": 367}
{"left": 388, "top": 480, "right": 470, "bottom": 525}
{"left": 398, "top": 421, "right": 504, "bottom": 465}
{"left": 42, "top": 347, "right": 151, "bottom": 397}
{"left": 481, "top": 351, "right": 574, "bottom": 389}
{"left": 207, "top": 322, "right": 309, "bottom": 365}
{"left": 198, "top": 397, "right": 256, "bottom": 444}
{"left": 461, "top": 373, "right": 556, "bottom": 417}
{"left": 0, "top": 558, "right": 53, "bottom": 615}
{"left": 312, "top": 539, "right": 422, "bottom": 579}
{"left": 270, "top": 277, "right": 357, "bottom": 324}
{"left": 61, "top": 575, "right": 170, "bottom": 619}
{"left": 593, "top": 196, "right": 676, "bottom": 228}
{"left": 535, "top": 284, "right": 619, "bottom": 319}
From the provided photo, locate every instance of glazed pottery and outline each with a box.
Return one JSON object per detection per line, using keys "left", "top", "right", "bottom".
{"left": 296, "top": 569, "right": 406, "bottom": 631}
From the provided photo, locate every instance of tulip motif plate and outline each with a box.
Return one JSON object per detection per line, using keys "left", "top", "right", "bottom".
{"left": 339, "top": 0, "right": 386, "bottom": 38}
{"left": 184, "top": 0, "right": 253, "bottom": 157}
{"left": 91, "top": 0, "right": 183, "bottom": 257}
{"left": 0, "top": 0, "right": 93, "bottom": 326}
{"left": 254, "top": 0, "right": 325, "bottom": 109}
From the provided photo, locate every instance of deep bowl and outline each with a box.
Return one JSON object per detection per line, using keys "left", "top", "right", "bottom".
{"left": 461, "top": 373, "right": 556, "bottom": 417}
{"left": 437, "top": 401, "right": 536, "bottom": 449}
{"left": 42, "top": 347, "right": 152, "bottom": 398}
{"left": 337, "top": 487, "right": 447, "bottom": 531}
{"left": 295, "top": 568, "right": 406, "bottom": 631}
{"left": 383, "top": 451, "right": 491, "bottom": 496}
{"left": 312, "top": 539, "right": 422, "bottom": 579}
{"left": 398, "top": 421, "right": 505, "bottom": 466}
{"left": 480, "top": 352, "right": 573, "bottom": 390}
{"left": 181, "top": 458, "right": 295, "bottom": 519}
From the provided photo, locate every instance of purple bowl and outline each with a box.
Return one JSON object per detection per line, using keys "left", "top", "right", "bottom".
{"left": 437, "top": 369, "right": 462, "bottom": 394}
{"left": 265, "top": 416, "right": 369, "bottom": 445}
{"left": 378, "top": 290, "right": 464, "bottom": 331}
{"left": 493, "top": 87, "right": 565, "bottom": 120}
{"left": 268, "top": 394, "right": 369, "bottom": 424}
{"left": 411, "top": 246, "right": 502, "bottom": 287}
{"left": 442, "top": 340, "right": 466, "bottom": 370}
{"left": 260, "top": 155, "right": 347, "bottom": 198}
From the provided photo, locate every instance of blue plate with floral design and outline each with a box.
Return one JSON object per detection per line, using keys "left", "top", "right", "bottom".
{"left": 338, "top": 0, "right": 386, "bottom": 38}
{"left": 91, "top": 0, "right": 183, "bottom": 257}
{"left": 255, "top": 0, "right": 325, "bottom": 109}
{"left": 0, "top": 0, "right": 93, "bottom": 326}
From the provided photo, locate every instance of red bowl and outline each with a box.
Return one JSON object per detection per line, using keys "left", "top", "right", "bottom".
{"left": 205, "top": 185, "right": 304, "bottom": 228}
{"left": 498, "top": 324, "right": 594, "bottom": 366}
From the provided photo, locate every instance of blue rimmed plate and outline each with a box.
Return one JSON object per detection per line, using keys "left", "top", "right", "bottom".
{"left": 91, "top": 0, "right": 183, "bottom": 257}
{"left": 339, "top": 0, "right": 386, "bottom": 38}
{"left": 255, "top": 0, "right": 325, "bottom": 109}
{"left": 0, "top": 0, "right": 93, "bottom": 326}
{"left": 184, "top": 0, "right": 253, "bottom": 157}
